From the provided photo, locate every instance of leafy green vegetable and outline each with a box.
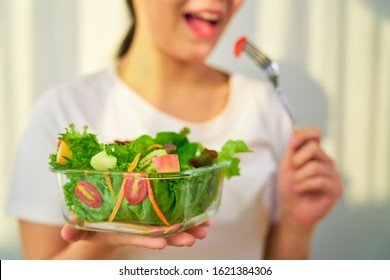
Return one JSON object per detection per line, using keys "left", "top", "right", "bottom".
{"left": 50, "top": 124, "right": 103, "bottom": 170}
{"left": 218, "top": 140, "right": 253, "bottom": 179}
{"left": 50, "top": 124, "right": 251, "bottom": 225}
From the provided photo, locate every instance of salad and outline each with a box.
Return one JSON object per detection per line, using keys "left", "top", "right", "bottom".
{"left": 49, "top": 124, "right": 251, "bottom": 228}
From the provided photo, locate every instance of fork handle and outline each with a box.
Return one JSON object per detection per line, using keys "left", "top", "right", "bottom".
{"left": 276, "top": 89, "right": 300, "bottom": 129}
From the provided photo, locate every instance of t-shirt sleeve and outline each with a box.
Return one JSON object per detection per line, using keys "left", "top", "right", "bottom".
{"left": 5, "top": 90, "right": 67, "bottom": 225}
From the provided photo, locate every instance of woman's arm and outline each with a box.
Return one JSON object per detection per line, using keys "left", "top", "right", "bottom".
{"left": 20, "top": 221, "right": 118, "bottom": 259}
{"left": 20, "top": 220, "right": 208, "bottom": 259}
{"left": 264, "top": 219, "right": 313, "bottom": 259}
{"left": 20, "top": 221, "right": 66, "bottom": 259}
{"left": 265, "top": 128, "right": 342, "bottom": 259}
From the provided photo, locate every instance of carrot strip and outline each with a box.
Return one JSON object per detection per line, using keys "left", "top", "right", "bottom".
{"left": 104, "top": 174, "right": 115, "bottom": 198}
{"left": 107, "top": 180, "right": 126, "bottom": 223}
{"left": 146, "top": 181, "right": 170, "bottom": 226}
{"left": 128, "top": 153, "right": 141, "bottom": 172}
{"left": 108, "top": 153, "right": 141, "bottom": 223}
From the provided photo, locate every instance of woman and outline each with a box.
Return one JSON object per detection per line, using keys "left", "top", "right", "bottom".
{"left": 6, "top": 0, "right": 342, "bottom": 259}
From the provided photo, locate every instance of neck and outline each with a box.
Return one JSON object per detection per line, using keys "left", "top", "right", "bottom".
{"left": 115, "top": 39, "right": 230, "bottom": 123}
{"left": 117, "top": 33, "right": 228, "bottom": 95}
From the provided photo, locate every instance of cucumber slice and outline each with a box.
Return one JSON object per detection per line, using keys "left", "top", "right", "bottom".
{"left": 90, "top": 150, "right": 117, "bottom": 171}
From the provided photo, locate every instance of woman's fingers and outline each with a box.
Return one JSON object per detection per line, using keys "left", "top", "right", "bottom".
{"left": 61, "top": 224, "right": 89, "bottom": 242}
{"left": 107, "top": 235, "right": 168, "bottom": 249}
{"left": 293, "top": 175, "right": 342, "bottom": 197}
{"left": 291, "top": 157, "right": 342, "bottom": 198}
{"left": 281, "top": 127, "right": 342, "bottom": 198}
{"left": 166, "top": 232, "right": 197, "bottom": 247}
{"left": 292, "top": 140, "right": 333, "bottom": 168}
{"left": 294, "top": 160, "right": 334, "bottom": 182}
{"left": 185, "top": 223, "right": 209, "bottom": 240}
{"left": 61, "top": 222, "right": 210, "bottom": 249}
{"left": 291, "top": 127, "right": 321, "bottom": 148}
{"left": 282, "top": 128, "right": 322, "bottom": 168}
{"left": 291, "top": 149, "right": 340, "bottom": 197}
{"left": 166, "top": 222, "right": 210, "bottom": 246}
{"left": 61, "top": 225, "right": 168, "bottom": 249}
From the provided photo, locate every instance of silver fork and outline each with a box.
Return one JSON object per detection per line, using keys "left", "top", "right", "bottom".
{"left": 236, "top": 37, "right": 299, "bottom": 128}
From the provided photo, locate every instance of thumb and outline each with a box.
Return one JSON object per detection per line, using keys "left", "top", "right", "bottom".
{"left": 61, "top": 224, "right": 92, "bottom": 242}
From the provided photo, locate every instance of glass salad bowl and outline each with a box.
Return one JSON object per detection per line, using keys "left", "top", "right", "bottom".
{"left": 52, "top": 160, "right": 230, "bottom": 237}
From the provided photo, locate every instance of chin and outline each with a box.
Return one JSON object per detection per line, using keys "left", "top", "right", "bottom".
{"left": 183, "top": 44, "right": 216, "bottom": 63}
{"left": 163, "top": 41, "right": 216, "bottom": 64}
{"left": 187, "top": 53, "right": 210, "bottom": 63}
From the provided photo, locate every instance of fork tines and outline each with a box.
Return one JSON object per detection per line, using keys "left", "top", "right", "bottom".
{"left": 243, "top": 40, "right": 272, "bottom": 67}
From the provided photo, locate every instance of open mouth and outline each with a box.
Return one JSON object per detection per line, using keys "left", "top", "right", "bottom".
{"left": 184, "top": 11, "right": 221, "bottom": 25}
{"left": 183, "top": 11, "right": 223, "bottom": 38}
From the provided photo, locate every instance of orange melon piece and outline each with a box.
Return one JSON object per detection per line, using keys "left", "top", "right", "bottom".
{"left": 56, "top": 140, "right": 72, "bottom": 164}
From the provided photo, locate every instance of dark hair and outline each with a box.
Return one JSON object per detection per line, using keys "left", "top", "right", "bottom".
{"left": 117, "top": 0, "right": 136, "bottom": 58}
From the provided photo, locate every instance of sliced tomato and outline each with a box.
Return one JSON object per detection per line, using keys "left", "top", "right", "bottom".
{"left": 75, "top": 181, "right": 103, "bottom": 208}
{"left": 234, "top": 36, "right": 247, "bottom": 57}
{"left": 124, "top": 177, "right": 148, "bottom": 205}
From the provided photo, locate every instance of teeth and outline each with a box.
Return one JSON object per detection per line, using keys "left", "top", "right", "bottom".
{"left": 194, "top": 12, "right": 220, "bottom": 22}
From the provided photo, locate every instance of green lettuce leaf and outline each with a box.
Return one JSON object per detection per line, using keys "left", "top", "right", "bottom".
{"left": 218, "top": 140, "right": 252, "bottom": 179}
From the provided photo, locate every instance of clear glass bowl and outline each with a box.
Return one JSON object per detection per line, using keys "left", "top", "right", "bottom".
{"left": 52, "top": 161, "right": 230, "bottom": 237}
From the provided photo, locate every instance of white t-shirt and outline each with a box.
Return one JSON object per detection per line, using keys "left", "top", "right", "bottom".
{"left": 6, "top": 66, "right": 292, "bottom": 259}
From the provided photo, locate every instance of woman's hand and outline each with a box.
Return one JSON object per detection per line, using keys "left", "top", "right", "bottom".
{"left": 61, "top": 221, "right": 210, "bottom": 250}
{"left": 277, "top": 128, "right": 343, "bottom": 230}
{"left": 265, "top": 127, "right": 342, "bottom": 259}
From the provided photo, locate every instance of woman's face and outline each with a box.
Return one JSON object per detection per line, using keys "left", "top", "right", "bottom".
{"left": 133, "top": 0, "right": 243, "bottom": 62}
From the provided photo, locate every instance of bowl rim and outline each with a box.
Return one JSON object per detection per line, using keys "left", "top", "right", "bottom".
{"left": 50, "top": 160, "right": 231, "bottom": 179}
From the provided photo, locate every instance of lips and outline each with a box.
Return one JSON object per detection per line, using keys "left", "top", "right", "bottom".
{"left": 187, "top": 11, "right": 221, "bottom": 23}
{"left": 184, "top": 10, "right": 223, "bottom": 39}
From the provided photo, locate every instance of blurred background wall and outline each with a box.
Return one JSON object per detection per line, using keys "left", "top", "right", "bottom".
{"left": 1, "top": 0, "right": 389, "bottom": 259}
